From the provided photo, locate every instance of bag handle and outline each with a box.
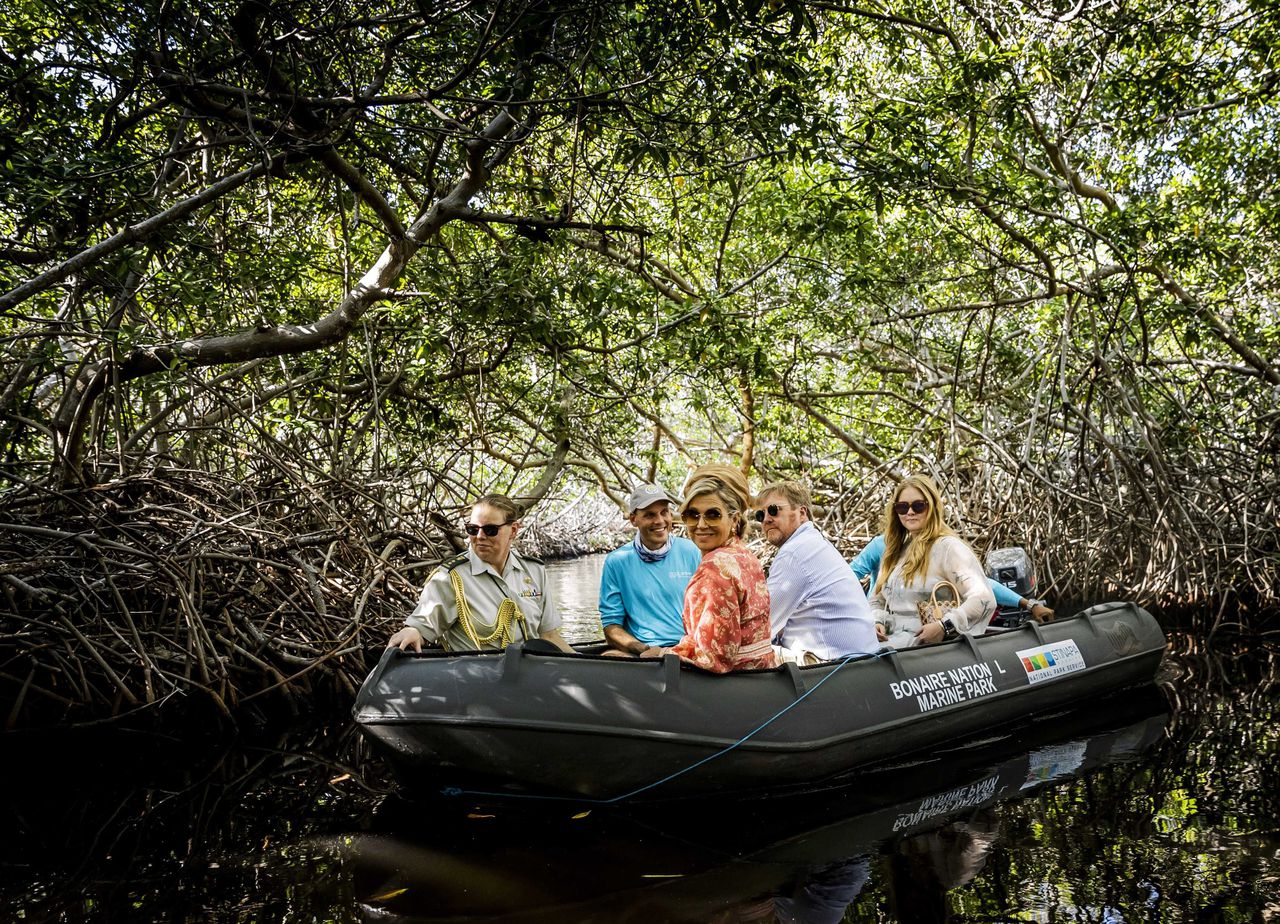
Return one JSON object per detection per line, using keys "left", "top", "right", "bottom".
{"left": 930, "top": 580, "right": 960, "bottom": 609}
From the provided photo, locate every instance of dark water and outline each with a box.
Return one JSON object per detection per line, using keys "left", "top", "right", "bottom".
{"left": 2, "top": 558, "right": 1277, "bottom": 922}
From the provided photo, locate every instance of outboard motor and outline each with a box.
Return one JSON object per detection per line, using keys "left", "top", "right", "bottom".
{"left": 985, "top": 547, "right": 1037, "bottom": 627}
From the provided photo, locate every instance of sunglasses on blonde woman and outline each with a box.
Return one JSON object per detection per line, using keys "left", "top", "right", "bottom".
{"left": 892, "top": 500, "right": 929, "bottom": 516}
{"left": 681, "top": 508, "right": 725, "bottom": 525}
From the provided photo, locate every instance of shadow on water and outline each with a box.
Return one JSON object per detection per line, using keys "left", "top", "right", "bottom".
{"left": 1, "top": 634, "right": 1278, "bottom": 922}
{"left": 0, "top": 721, "right": 388, "bottom": 922}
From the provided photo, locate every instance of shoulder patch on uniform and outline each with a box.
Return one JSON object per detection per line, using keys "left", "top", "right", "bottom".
{"left": 425, "top": 551, "right": 469, "bottom": 580}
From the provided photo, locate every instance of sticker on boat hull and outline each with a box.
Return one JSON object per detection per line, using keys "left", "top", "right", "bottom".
{"left": 1016, "top": 640, "right": 1086, "bottom": 684}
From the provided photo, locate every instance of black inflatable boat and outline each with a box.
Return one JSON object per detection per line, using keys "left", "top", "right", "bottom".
{"left": 353, "top": 601, "right": 1166, "bottom": 801}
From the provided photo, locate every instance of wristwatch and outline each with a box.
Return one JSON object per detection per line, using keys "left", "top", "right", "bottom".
{"left": 941, "top": 617, "right": 959, "bottom": 640}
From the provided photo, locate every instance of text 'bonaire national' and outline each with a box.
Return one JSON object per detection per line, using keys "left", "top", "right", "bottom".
{"left": 889, "top": 662, "right": 998, "bottom": 713}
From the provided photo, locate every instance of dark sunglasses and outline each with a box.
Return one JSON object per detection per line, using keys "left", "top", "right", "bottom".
{"left": 753, "top": 503, "right": 796, "bottom": 522}
{"left": 893, "top": 500, "right": 930, "bottom": 516}
{"left": 465, "top": 522, "right": 511, "bottom": 537}
{"left": 681, "top": 507, "right": 725, "bottom": 524}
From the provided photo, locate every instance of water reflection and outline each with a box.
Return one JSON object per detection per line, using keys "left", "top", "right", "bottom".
{"left": 2, "top": 633, "right": 1278, "bottom": 922}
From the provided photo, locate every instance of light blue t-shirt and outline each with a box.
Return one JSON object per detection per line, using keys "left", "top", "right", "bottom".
{"left": 850, "top": 533, "right": 1022, "bottom": 608}
{"left": 849, "top": 534, "right": 887, "bottom": 585}
{"left": 598, "top": 536, "right": 702, "bottom": 646}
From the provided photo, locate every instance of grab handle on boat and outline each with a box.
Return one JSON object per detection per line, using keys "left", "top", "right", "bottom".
{"left": 781, "top": 662, "right": 807, "bottom": 697}
{"left": 501, "top": 642, "right": 523, "bottom": 680}
{"left": 662, "top": 653, "right": 681, "bottom": 693}
{"left": 365, "top": 645, "right": 399, "bottom": 692}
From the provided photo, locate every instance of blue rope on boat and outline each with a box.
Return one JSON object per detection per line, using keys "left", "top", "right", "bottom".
{"left": 439, "top": 648, "right": 888, "bottom": 805}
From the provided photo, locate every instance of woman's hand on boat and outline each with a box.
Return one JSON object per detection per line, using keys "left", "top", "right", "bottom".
{"left": 387, "top": 626, "right": 424, "bottom": 652}
{"left": 874, "top": 622, "right": 887, "bottom": 642}
{"left": 915, "top": 621, "right": 946, "bottom": 646}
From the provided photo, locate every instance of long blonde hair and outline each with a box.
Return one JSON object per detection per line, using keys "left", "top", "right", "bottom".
{"left": 875, "top": 474, "right": 955, "bottom": 590}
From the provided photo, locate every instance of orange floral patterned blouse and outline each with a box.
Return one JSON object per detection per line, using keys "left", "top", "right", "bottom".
{"left": 669, "top": 539, "right": 776, "bottom": 673}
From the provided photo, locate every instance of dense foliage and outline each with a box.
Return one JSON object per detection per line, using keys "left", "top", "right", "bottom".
{"left": 1, "top": 0, "right": 1277, "bottom": 720}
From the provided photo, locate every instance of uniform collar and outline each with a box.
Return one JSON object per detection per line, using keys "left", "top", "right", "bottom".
{"left": 468, "top": 546, "right": 523, "bottom": 579}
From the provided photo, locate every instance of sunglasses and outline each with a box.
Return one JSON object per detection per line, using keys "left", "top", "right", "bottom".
{"left": 681, "top": 508, "right": 726, "bottom": 525}
{"left": 465, "top": 522, "right": 511, "bottom": 537}
{"left": 893, "top": 500, "right": 930, "bottom": 516}
{"left": 753, "top": 503, "right": 796, "bottom": 522}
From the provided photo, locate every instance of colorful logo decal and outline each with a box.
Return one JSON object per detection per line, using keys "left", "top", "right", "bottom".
{"left": 1015, "top": 640, "right": 1086, "bottom": 685}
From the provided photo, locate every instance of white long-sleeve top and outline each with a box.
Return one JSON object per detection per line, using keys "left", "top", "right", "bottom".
{"left": 767, "top": 522, "right": 878, "bottom": 659}
{"left": 867, "top": 535, "right": 996, "bottom": 649}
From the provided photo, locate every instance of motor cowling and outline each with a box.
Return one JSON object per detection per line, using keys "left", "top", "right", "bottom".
{"left": 986, "top": 546, "right": 1037, "bottom": 627}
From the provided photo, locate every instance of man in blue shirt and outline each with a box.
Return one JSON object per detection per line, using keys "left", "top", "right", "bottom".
{"left": 758, "top": 481, "right": 878, "bottom": 661}
{"left": 851, "top": 535, "right": 1054, "bottom": 621}
{"left": 599, "top": 483, "right": 702, "bottom": 656}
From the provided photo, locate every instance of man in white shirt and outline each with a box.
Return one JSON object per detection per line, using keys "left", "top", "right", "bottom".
{"left": 757, "top": 481, "right": 878, "bottom": 662}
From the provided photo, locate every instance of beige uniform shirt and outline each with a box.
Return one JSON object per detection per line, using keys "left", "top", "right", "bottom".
{"left": 406, "top": 548, "right": 561, "bottom": 651}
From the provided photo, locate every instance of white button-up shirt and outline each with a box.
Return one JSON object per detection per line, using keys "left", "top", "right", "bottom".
{"left": 768, "top": 521, "right": 877, "bottom": 658}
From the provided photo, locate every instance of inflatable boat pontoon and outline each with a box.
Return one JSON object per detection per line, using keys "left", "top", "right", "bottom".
{"left": 353, "top": 601, "right": 1166, "bottom": 801}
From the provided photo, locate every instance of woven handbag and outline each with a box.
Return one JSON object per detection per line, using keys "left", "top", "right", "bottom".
{"left": 916, "top": 580, "right": 960, "bottom": 625}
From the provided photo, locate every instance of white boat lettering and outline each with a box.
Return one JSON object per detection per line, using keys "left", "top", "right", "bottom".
{"left": 916, "top": 684, "right": 965, "bottom": 711}
{"left": 964, "top": 676, "right": 997, "bottom": 699}
{"left": 889, "top": 670, "right": 948, "bottom": 700}
{"left": 890, "top": 661, "right": 999, "bottom": 712}
{"left": 946, "top": 663, "right": 993, "bottom": 686}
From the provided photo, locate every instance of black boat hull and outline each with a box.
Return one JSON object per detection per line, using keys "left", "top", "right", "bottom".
{"left": 353, "top": 601, "right": 1166, "bottom": 801}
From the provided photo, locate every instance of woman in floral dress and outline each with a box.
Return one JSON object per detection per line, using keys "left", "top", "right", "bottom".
{"left": 659, "top": 465, "right": 775, "bottom": 672}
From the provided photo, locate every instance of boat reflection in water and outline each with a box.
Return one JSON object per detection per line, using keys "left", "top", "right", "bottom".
{"left": 336, "top": 688, "right": 1168, "bottom": 922}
